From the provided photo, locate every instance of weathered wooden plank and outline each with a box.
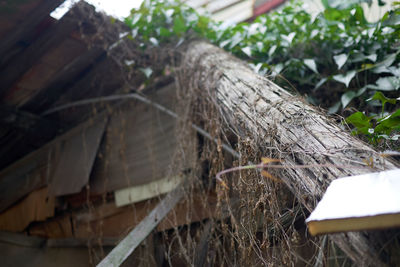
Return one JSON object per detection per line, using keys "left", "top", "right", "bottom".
{"left": 5, "top": 37, "right": 88, "bottom": 108}
{"left": 72, "top": 191, "right": 217, "bottom": 239}
{"left": 0, "top": 0, "right": 63, "bottom": 62}
{"left": 0, "top": 106, "right": 61, "bottom": 139}
{"left": 0, "top": 187, "right": 54, "bottom": 232}
{"left": 24, "top": 188, "right": 219, "bottom": 240}
{"left": 23, "top": 47, "right": 105, "bottom": 113}
{"left": 114, "top": 175, "right": 184, "bottom": 206}
{"left": 156, "top": 192, "right": 218, "bottom": 231}
{"left": 73, "top": 201, "right": 156, "bottom": 239}
{"left": 48, "top": 119, "right": 106, "bottom": 196}
{"left": 0, "top": 241, "right": 101, "bottom": 267}
{"left": 0, "top": 152, "right": 50, "bottom": 213}
{"left": 0, "top": 231, "right": 45, "bottom": 248}
{"left": 28, "top": 214, "right": 73, "bottom": 239}
{"left": 0, "top": 6, "right": 78, "bottom": 96}
{"left": 90, "top": 84, "right": 196, "bottom": 194}
{"left": 46, "top": 237, "right": 120, "bottom": 247}
{"left": 0, "top": 231, "right": 120, "bottom": 248}
{"left": 0, "top": 115, "right": 107, "bottom": 212}
{"left": 97, "top": 183, "right": 185, "bottom": 267}
{"left": 40, "top": 56, "right": 126, "bottom": 124}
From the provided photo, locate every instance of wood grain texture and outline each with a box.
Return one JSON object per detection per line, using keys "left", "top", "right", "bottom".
{"left": 48, "top": 119, "right": 106, "bottom": 196}
{"left": 97, "top": 182, "right": 185, "bottom": 267}
{"left": 90, "top": 84, "right": 196, "bottom": 194}
{"left": 0, "top": 116, "right": 107, "bottom": 212}
{"left": 0, "top": 11, "right": 76, "bottom": 96}
{"left": 179, "top": 41, "right": 399, "bottom": 266}
{"left": 0, "top": 0, "right": 63, "bottom": 62}
{"left": 0, "top": 187, "right": 54, "bottom": 232}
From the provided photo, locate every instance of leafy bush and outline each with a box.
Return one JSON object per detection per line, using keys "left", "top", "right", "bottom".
{"left": 125, "top": 0, "right": 400, "bottom": 145}
{"left": 346, "top": 92, "right": 400, "bottom": 143}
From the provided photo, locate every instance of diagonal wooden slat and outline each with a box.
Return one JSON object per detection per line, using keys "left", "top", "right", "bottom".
{"left": 97, "top": 182, "right": 186, "bottom": 267}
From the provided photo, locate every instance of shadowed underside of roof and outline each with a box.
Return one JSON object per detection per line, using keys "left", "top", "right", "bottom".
{"left": 0, "top": 0, "right": 132, "bottom": 170}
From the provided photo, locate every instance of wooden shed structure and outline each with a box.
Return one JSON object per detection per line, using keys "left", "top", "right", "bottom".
{"left": 0, "top": 1, "right": 214, "bottom": 266}
{"left": 1, "top": 1, "right": 399, "bottom": 267}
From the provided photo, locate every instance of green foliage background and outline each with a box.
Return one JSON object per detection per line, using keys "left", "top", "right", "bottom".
{"left": 125, "top": 0, "right": 400, "bottom": 146}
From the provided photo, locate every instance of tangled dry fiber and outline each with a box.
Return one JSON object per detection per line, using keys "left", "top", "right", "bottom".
{"left": 68, "top": 5, "right": 400, "bottom": 266}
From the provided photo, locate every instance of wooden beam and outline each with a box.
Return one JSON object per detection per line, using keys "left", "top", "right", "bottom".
{"left": 90, "top": 84, "right": 197, "bottom": 194}
{"left": 0, "top": 106, "right": 63, "bottom": 170}
{"left": 0, "top": 114, "right": 107, "bottom": 212}
{"left": 22, "top": 48, "right": 106, "bottom": 113}
{"left": 97, "top": 182, "right": 186, "bottom": 267}
{"left": 0, "top": 187, "right": 55, "bottom": 232}
{"left": 0, "top": 8, "right": 78, "bottom": 96}
{"left": 48, "top": 118, "right": 107, "bottom": 196}
{"left": 0, "top": 231, "right": 45, "bottom": 248}
{"left": 43, "top": 56, "right": 125, "bottom": 114}
{"left": 0, "top": 0, "right": 63, "bottom": 62}
{"left": 0, "top": 231, "right": 120, "bottom": 248}
{"left": 114, "top": 175, "right": 184, "bottom": 207}
{"left": 46, "top": 237, "right": 119, "bottom": 247}
{"left": 0, "top": 106, "right": 61, "bottom": 139}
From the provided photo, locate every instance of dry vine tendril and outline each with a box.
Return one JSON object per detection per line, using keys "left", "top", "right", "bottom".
{"left": 215, "top": 157, "right": 380, "bottom": 189}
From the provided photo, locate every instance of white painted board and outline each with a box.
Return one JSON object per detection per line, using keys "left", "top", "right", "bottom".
{"left": 306, "top": 169, "right": 400, "bottom": 222}
{"left": 114, "top": 175, "right": 184, "bottom": 207}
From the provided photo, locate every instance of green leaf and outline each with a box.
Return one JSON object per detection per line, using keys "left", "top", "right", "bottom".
{"left": 382, "top": 12, "right": 400, "bottom": 26}
{"left": 369, "top": 76, "right": 400, "bottom": 91}
{"left": 324, "top": 8, "right": 343, "bottom": 21}
{"left": 367, "top": 91, "right": 397, "bottom": 106}
{"left": 378, "top": 53, "right": 397, "bottom": 68}
{"left": 229, "top": 32, "right": 243, "bottom": 49}
{"left": 163, "top": 9, "right": 174, "bottom": 21}
{"left": 130, "top": 13, "right": 142, "bottom": 26}
{"left": 123, "top": 0, "right": 400, "bottom": 145}
{"left": 384, "top": 109, "right": 400, "bottom": 120}
{"left": 149, "top": 37, "right": 159, "bottom": 46}
{"left": 366, "top": 54, "right": 377, "bottom": 62}
{"left": 173, "top": 16, "right": 186, "bottom": 34}
{"left": 340, "top": 87, "right": 367, "bottom": 110}
{"left": 341, "top": 91, "right": 356, "bottom": 108}
{"left": 333, "top": 70, "right": 357, "bottom": 87}
{"left": 346, "top": 112, "right": 371, "bottom": 128}
{"left": 268, "top": 45, "right": 277, "bottom": 57}
{"left": 346, "top": 112, "right": 373, "bottom": 134}
{"left": 328, "top": 101, "right": 341, "bottom": 114}
{"left": 242, "top": 47, "right": 252, "bottom": 57}
{"left": 272, "top": 63, "right": 284, "bottom": 75}
{"left": 303, "top": 59, "right": 318, "bottom": 74}
{"left": 333, "top": 54, "right": 348, "bottom": 69}
{"left": 196, "top": 16, "right": 209, "bottom": 32}
{"left": 139, "top": 67, "right": 153, "bottom": 78}
{"left": 378, "top": 134, "right": 400, "bottom": 141}
{"left": 314, "top": 77, "right": 327, "bottom": 90}
{"left": 159, "top": 27, "right": 171, "bottom": 37}
{"left": 281, "top": 32, "right": 296, "bottom": 45}
{"left": 321, "top": 0, "right": 330, "bottom": 9}
{"left": 372, "top": 65, "right": 391, "bottom": 74}
{"left": 375, "top": 115, "right": 400, "bottom": 134}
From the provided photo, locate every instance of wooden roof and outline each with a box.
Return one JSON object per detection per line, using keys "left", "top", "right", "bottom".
{"left": 0, "top": 0, "right": 124, "bottom": 170}
{"left": 0, "top": 1, "right": 197, "bottom": 234}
